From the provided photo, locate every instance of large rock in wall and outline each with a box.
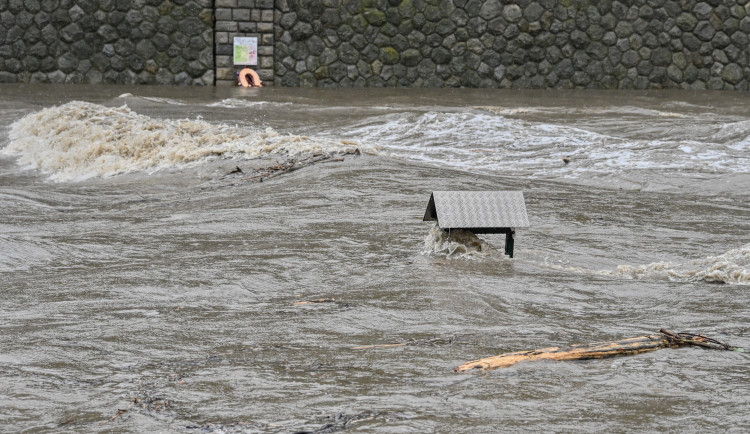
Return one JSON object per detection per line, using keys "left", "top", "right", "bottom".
{"left": 274, "top": 0, "right": 750, "bottom": 89}
{"left": 0, "top": 0, "right": 214, "bottom": 85}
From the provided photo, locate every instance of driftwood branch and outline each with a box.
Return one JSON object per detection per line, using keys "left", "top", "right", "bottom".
{"left": 455, "top": 330, "right": 739, "bottom": 372}
{"left": 242, "top": 149, "right": 360, "bottom": 182}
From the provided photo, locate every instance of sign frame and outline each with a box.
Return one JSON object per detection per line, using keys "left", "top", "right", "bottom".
{"left": 233, "top": 37, "right": 258, "bottom": 66}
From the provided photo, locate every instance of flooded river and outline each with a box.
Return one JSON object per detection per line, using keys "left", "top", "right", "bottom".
{"left": 1, "top": 84, "right": 749, "bottom": 432}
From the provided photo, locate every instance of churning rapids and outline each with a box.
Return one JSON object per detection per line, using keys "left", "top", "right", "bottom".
{"left": 1, "top": 85, "right": 749, "bottom": 432}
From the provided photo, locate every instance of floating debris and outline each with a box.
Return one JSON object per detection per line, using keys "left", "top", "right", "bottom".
{"left": 243, "top": 149, "right": 360, "bottom": 183}
{"left": 455, "top": 329, "right": 742, "bottom": 372}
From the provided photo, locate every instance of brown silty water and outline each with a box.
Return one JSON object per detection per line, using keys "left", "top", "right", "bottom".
{"left": 1, "top": 84, "right": 749, "bottom": 432}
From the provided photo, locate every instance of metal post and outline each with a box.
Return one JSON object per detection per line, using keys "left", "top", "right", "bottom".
{"left": 505, "top": 229, "right": 515, "bottom": 258}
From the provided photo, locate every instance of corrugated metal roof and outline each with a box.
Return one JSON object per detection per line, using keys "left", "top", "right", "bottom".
{"left": 423, "top": 191, "right": 529, "bottom": 229}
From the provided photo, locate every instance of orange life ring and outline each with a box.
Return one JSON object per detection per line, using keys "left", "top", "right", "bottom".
{"left": 238, "top": 68, "right": 262, "bottom": 87}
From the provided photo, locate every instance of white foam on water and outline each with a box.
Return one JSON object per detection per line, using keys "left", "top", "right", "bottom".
{"left": 421, "top": 224, "right": 502, "bottom": 259}
{"left": 3, "top": 101, "right": 361, "bottom": 181}
{"left": 478, "top": 105, "right": 688, "bottom": 119}
{"left": 207, "top": 98, "right": 294, "bottom": 108}
{"left": 339, "top": 110, "right": 599, "bottom": 173}
{"left": 139, "top": 96, "right": 187, "bottom": 105}
{"left": 564, "top": 244, "right": 750, "bottom": 285}
{"left": 334, "top": 108, "right": 750, "bottom": 182}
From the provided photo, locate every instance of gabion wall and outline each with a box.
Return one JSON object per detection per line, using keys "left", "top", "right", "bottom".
{"left": 0, "top": 0, "right": 214, "bottom": 85}
{"left": 274, "top": 0, "right": 750, "bottom": 89}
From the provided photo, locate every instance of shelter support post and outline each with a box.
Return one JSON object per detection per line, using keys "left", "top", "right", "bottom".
{"left": 505, "top": 229, "right": 515, "bottom": 258}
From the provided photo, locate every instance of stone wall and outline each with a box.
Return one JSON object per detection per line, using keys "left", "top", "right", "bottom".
{"left": 4, "top": 0, "right": 750, "bottom": 88}
{"left": 274, "top": 0, "right": 750, "bottom": 89}
{"left": 0, "top": 0, "right": 214, "bottom": 85}
{"left": 214, "top": 0, "right": 275, "bottom": 86}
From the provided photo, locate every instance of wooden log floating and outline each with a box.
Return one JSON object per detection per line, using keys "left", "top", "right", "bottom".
{"left": 455, "top": 330, "right": 739, "bottom": 372}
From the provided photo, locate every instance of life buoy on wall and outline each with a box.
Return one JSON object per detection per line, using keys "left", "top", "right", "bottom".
{"left": 238, "top": 68, "right": 262, "bottom": 87}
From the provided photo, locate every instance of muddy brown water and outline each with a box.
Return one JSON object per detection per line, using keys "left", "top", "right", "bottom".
{"left": 1, "top": 84, "right": 749, "bottom": 432}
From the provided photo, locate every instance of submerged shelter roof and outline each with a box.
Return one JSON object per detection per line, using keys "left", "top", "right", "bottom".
{"left": 423, "top": 191, "right": 529, "bottom": 233}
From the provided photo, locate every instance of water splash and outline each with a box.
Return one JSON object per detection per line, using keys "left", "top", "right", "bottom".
{"left": 607, "top": 244, "right": 750, "bottom": 285}
{"left": 3, "top": 101, "right": 361, "bottom": 181}
{"left": 421, "top": 224, "right": 500, "bottom": 259}
{"left": 563, "top": 244, "right": 750, "bottom": 285}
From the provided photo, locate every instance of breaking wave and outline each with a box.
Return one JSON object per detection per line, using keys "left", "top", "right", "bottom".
{"left": 421, "top": 224, "right": 501, "bottom": 259}
{"left": 3, "top": 101, "right": 360, "bottom": 181}
{"left": 340, "top": 110, "right": 600, "bottom": 175}
{"left": 566, "top": 244, "right": 750, "bottom": 285}
{"left": 336, "top": 109, "right": 750, "bottom": 182}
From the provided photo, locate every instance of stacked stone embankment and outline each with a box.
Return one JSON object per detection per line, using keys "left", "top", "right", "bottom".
{"left": 3, "top": 0, "right": 750, "bottom": 88}
{"left": 0, "top": 0, "right": 213, "bottom": 85}
{"left": 274, "top": 0, "right": 750, "bottom": 89}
